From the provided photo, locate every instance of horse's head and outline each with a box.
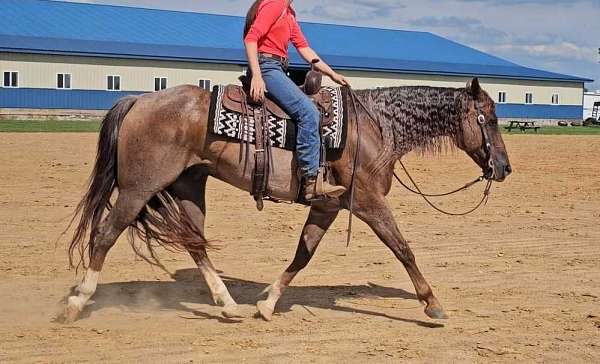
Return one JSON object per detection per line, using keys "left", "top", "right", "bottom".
{"left": 456, "top": 78, "right": 512, "bottom": 182}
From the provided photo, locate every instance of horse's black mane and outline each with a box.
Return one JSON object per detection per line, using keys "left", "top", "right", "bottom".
{"left": 354, "top": 86, "right": 469, "bottom": 175}
{"left": 355, "top": 86, "right": 468, "bottom": 155}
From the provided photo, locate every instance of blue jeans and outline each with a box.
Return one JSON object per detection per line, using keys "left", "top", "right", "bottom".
{"left": 256, "top": 57, "right": 320, "bottom": 177}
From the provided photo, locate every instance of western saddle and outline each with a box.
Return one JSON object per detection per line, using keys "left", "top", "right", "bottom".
{"left": 221, "top": 60, "right": 336, "bottom": 210}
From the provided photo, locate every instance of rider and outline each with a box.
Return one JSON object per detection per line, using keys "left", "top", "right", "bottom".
{"left": 244, "top": 0, "right": 348, "bottom": 200}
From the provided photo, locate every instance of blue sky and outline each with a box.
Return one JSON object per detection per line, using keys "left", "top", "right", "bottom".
{"left": 71, "top": 0, "right": 600, "bottom": 89}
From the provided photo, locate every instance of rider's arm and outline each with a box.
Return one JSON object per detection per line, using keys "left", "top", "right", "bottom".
{"left": 244, "top": 43, "right": 266, "bottom": 103}
{"left": 297, "top": 47, "right": 349, "bottom": 86}
{"left": 246, "top": 43, "right": 261, "bottom": 76}
{"left": 244, "top": 43, "right": 262, "bottom": 82}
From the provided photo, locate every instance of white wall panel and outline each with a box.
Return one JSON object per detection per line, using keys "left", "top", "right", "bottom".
{"left": 0, "top": 53, "right": 243, "bottom": 91}
{"left": 325, "top": 71, "right": 583, "bottom": 105}
{"left": 1, "top": 53, "right": 583, "bottom": 106}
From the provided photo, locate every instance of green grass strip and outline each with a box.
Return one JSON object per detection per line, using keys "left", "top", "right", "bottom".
{"left": 0, "top": 120, "right": 101, "bottom": 133}
{"left": 2, "top": 120, "right": 600, "bottom": 135}
{"left": 502, "top": 125, "right": 600, "bottom": 135}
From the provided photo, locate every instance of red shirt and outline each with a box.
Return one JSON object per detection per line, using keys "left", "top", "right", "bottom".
{"left": 244, "top": 0, "right": 309, "bottom": 58}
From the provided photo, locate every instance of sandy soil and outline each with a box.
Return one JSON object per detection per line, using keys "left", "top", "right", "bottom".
{"left": 0, "top": 133, "right": 598, "bottom": 363}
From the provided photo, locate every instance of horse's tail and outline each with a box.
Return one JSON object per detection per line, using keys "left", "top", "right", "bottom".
{"left": 68, "top": 96, "right": 138, "bottom": 269}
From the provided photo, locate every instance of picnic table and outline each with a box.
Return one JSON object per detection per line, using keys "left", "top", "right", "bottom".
{"left": 504, "top": 120, "right": 540, "bottom": 133}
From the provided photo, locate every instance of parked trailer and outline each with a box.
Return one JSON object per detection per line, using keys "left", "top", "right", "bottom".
{"left": 584, "top": 92, "right": 600, "bottom": 119}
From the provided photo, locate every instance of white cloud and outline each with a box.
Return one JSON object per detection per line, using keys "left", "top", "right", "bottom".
{"left": 489, "top": 42, "right": 596, "bottom": 62}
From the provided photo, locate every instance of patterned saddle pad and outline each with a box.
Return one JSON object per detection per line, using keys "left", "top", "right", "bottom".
{"left": 208, "top": 85, "right": 348, "bottom": 151}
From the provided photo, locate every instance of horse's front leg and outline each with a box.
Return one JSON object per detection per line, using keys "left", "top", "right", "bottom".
{"left": 354, "top": 195, "right": 448, "bottom": 320}
{"left": 257, "top": 200, "right": 340, "bottom": 321}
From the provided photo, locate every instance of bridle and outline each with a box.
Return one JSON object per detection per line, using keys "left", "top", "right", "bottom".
{"left": 474, "top": 99, "right": 497, "bottom": 181}
{"left": 392, "top": 96, "right": 497, "bottom": 216}
{"left": 346, "top": 88, "right": 496, "bottom": 231}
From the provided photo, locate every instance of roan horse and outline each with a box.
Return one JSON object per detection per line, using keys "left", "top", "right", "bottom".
{"left": 64, "top": 77, "right": 511, "bottom": 323}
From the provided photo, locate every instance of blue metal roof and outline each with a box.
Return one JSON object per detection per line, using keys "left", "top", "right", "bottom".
{"left": 0, "top": 0, "right": 592, "bottom": 83}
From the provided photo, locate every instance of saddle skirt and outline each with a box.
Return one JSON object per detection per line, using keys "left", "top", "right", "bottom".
{"left": 208, "top": 84, "right": 348, "bottom": 151}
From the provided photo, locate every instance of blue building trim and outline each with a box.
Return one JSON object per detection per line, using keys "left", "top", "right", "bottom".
{"left": 0, "top": 88, "right": 144, "bottom": 110}
{"left": 0, "top": 88, "right": 584, "bottom": 120}
{"left": 496, "top": 103, "right": 582, "bottom": 120}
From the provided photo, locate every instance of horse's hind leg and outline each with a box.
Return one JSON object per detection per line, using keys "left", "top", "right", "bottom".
{"left": 257, "top": 201, "right": 339, "bottom": 321}
{"left": 353, "top": 196, "right": 448, "bottom": 320}
{"left": 169, "top": 167, "right": 242, "bottom": 319}
{"left": 65, "top": 190, "right": 150, "bottom": 322}
{"left": 188, "top": 249, "right": 242, "bottom": 318}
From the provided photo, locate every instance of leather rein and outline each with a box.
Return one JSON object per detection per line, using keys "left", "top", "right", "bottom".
{"left": 345, "top": 87, "right": 496, "bottom": 239}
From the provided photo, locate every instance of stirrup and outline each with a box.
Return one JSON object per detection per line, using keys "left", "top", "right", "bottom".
{"left": 303, "top": 168, "right": 339, "bottom": 202}
{"left": 315, "top": 171, "right": 325, "bottom": 197}
{"left": 302, "top": 176, "right": 322, "bottom": 202}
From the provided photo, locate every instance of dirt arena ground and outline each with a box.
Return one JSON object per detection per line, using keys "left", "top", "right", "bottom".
{"left": 0, "top": 133, "right": 598, "bottom": 363}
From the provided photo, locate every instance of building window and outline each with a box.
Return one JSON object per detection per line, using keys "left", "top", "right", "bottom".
{"left": 3, "top": 71, "right": 18, "bottom": 88}
{"left": 199, "top": 79, "right": 212, "bottom": 91}
{"left": 498, "top": 91, "right": 506, "bottom": 103}
{"left": 551, "top": 93, "right": 559, "bottom": 105}
{"left": 525, "top": 93, "right": 533, "bottom": 104}
{"left": 57, "top": 73, "right": 72, "bottom": 89}
{"left": 154, "top": 77, "right": 167, "bottom": 91}
{"left": 107, "top": 75, "right": 121, "bottom": 91}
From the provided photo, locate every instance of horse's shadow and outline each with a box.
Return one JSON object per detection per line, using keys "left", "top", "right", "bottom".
{"left": 70, "top": 268, "right": 443, "bottom": 328}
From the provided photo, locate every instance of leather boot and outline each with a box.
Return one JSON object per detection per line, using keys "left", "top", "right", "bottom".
{"left": 304, "top": 174, "right": 346, "bottom": 201}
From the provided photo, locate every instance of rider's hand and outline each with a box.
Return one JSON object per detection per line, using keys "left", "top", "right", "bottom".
{"left": 330, "top": 72, "right": 350, "bottom": 87}
{"left": 250, "top": 75, "right": 266, "bottom": 103}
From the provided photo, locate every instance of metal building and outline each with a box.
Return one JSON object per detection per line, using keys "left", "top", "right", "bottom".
{"left": 0, "top": 0, "right": 594, "bottom": 122}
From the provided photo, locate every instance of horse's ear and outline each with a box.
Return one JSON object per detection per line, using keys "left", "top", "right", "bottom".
{"left": 466, "top": 78, "right": 481, "bottom": 96}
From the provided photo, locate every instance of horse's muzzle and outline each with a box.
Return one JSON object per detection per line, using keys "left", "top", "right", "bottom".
{"left": 489, "top": 162, "right": 512, "bottom": 182}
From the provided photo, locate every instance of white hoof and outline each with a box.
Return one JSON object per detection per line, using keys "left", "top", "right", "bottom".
{"left": 63, "top": 298, "right": 82, "bottom": 323}
{"left": 256, "top": 300, "right": 274, "bottom": 321}
{"left": 222, "top": 305, "right": 244, "bottom": 319}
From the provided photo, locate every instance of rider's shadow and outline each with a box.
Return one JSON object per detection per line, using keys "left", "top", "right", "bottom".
{"left": 67, "top": 268, "right": 442, "bottom": 328}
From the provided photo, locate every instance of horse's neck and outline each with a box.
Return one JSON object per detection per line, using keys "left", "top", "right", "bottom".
{"left": 367, "top": 87, "right": 463, "bottom": 156}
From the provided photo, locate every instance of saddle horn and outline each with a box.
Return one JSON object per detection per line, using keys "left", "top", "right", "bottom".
{"left": 302, "top": 59, "right": 323, "bottom": 96}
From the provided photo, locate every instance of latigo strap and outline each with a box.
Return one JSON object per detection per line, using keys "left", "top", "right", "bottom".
{"left": 252, "top": 104, "right": 271, "bottom": 211}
